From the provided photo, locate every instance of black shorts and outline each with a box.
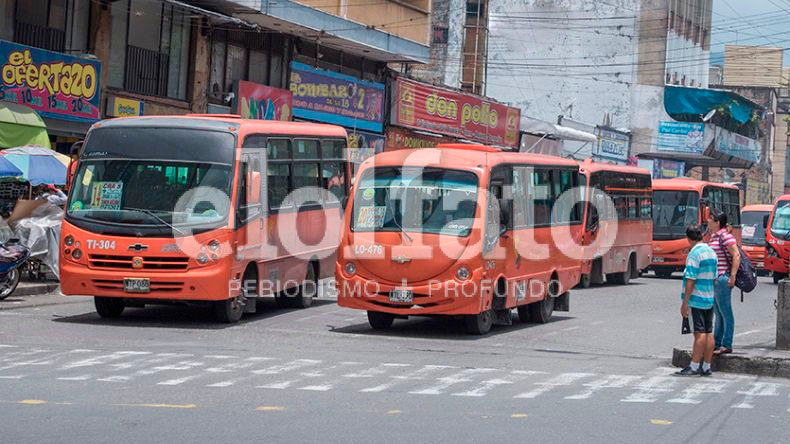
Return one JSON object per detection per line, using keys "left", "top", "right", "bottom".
{"left": 691, "top": 307, "right": 714, "bottom": 334}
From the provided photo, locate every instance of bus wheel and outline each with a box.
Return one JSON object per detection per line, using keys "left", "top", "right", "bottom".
{"left": 94, "top": 297, "right": 125, "bottom": 319}
{"left": 465, "top": 309, "right": 494, "bottom": 335}
{"left": 576, "top": 274, "right": 591, "bottom": 289}
{"left": 773, "top": 272, "right": 786, "bottom": 284}
{"left": 294, "top": 262, "right": 319, "bottom": 309}
{"left": 655, "top": 271, "right": 673, "bottom": 279}
{"left": 524, "top": 278, "right": 557, "bottom": 324}
{"left": 367, "top": 311, "right": 394, "bottom": 329}
{"left": 214, "top": 295, "right": 245, "bottom": 323}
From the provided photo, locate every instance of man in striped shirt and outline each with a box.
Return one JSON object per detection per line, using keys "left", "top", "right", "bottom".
{"left": 708, "top": 209, "right": 740, "bottom": 355}
{"left": 676, "top": 225, "right": 718, "bottom": 376}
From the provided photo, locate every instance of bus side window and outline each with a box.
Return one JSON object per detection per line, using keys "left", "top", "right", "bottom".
{"left": 531, "top": 169, "right": 551, "bottom": 226}
{"left": 512, "top": 167, "right": 528, "bottom": 227}
{"left": 266, "top": 139, "right": 292, "bottom": 210}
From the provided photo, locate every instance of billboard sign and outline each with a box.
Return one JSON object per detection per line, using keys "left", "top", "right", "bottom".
{"left": 235, "top": 80, "right": 292, "bottom": 121}
{"left": 657, "top": 121, "right": 704, "bottom": 153}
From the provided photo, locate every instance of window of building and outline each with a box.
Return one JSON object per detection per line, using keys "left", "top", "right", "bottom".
{"left": 108, "top": 0, "right": 191, "bottom": 100}
{"left": 13, "top": 0, "right": 70, "bottom": 52}
{"left": 466, "top": 1, "right": 485, "bottom": 19}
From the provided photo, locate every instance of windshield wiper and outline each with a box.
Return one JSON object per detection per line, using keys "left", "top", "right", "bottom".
{"left": 123, "top": 207, "right": 185, "bottom": 236}
{"left": 383, "top": 188, "right": 413, "bottom": 243}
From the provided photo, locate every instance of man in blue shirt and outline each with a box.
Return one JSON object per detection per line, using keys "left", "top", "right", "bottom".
{"left": 676, "top": 225, "right": 718, "bottom": 377}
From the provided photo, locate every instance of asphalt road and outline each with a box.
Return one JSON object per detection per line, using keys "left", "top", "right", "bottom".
{"left": 0, "top": 274, "right": 787, "bottom": 443}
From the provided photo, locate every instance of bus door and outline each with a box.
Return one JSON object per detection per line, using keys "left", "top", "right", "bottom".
{"left": 486, "top": 168, "right": 515, "bottom": 308}
{"left": 237, "top": 146, "right": 266, "bottom": 263}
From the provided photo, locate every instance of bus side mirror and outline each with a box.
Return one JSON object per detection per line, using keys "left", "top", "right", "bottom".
{"left": 246, "top": 171, "right": 261, "bottom": 204}
{"left": 764, "top": 214, "right": 770, "bottom": 229}
{"left": 340, "top": 195, "right": 349, "bottom": 209}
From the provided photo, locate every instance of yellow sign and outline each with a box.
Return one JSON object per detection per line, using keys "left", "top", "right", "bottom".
{"left": 110, "top": 96, "right": 143, "bottom": 117}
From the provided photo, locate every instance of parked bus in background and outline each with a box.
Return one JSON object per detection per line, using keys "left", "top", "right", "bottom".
{"left": 577, "top": 160, "right": 652, "bottom": 287}
{"left": 60, "top": 116, "right": 350, "bottom": 322}
{"left": 336, "top": 144, "right": 583, "bottom": 335}
{"left": 765, "top": 195, "right": 790, "bottom": 283}
{"left": 741, "top": 204, "right": 772, "bottom": 277}
{"left": 650, "top": 178, "right": 741, "bottom": 278}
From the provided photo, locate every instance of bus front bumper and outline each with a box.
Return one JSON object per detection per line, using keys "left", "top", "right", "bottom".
{"left": 60, "top": 262, "right": 234, "bottom": 301}
{"left": 335, "top": 265, "right": 488, "bottom": 316}
{"left": 647, "top": 254, "right": 686, "bottom": 273}
{"left": 765, "top": 255, "right": 788, "bottom": 274}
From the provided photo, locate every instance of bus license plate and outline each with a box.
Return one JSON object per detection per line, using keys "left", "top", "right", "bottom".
{"left": 124, "top": 278, "right": 150, "bottom": 293}
{"left": 389, "top": 289, "right": 413, "bottom": 303}
{"left": 653, "top": 257, "right": 665, "bottom": 263}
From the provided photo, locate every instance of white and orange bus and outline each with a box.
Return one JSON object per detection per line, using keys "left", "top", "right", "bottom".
{"left": 650, "top": 178, "right": 741, "bottom": 278}
{"left": 60, "top": 115, "right": 350, "bottom": 322}
{"left": 335, "top": 144, "right": 583, "bottom": 334}
{"left": 577, "top": 160, "right": 652, "bottom": 287}
{"left": 765, "top": 195, "right": 790, "bottom": 283}
{"left": 741, "top": 204, "right": 771, "bottom": 276}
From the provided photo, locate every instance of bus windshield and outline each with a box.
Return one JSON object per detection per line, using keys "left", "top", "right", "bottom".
{"left": 68, "top": 127, "right": 235, "bottom": 234}
{"left": 652, "top": 190, "right": 699, "bottom": 240}
{"left": 741, "top": 211, "right": 768, "bottom": 246}
{"left": 352, "top": 167, "right": 478, "bottom": 237}
{"left": 771, "top": 201, "right": 790, "bottom": 239}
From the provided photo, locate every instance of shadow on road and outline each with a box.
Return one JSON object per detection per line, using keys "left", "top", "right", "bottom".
{"left": 574, "top": 281, "right": 651, "bottom": 290}
{"left": 328, "top": 313, "right": 575, "bottom": 340}
{"left": 51, "top": 298, "right": 337, "bottom": 330}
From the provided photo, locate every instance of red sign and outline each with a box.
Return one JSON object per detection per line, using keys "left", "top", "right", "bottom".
{"left": 386, "top": 126, "right": 450, "bottom": 151}
{"left": 235, "top": 80, "right": 292, "bottom": 121}
{"left": 393, "top": 78, "right": 520, "bottom": 147}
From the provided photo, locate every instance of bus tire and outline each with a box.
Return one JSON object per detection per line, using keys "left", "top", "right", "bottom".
{"left": 576, "top": 274, "right": 591, "bottom": 289}
{"left": 94, "top": 297, "right": 124, "bottom": 318}
{"left": 214, "top": 295, "right": 245, "bottom": 323}
{"left": 608, "top": 261, "right": 631, "bottom": 285}
{"left": 655, "top": 270, "right": 673, "bottom": 279}
{"left": 294, "top": 262, "right": 319, "bottom": 309}
{"left": 525, "top": 277, "right": 557, "bottom": 324}
{"left": 465, "top": 309, "right": 494, "bottom": 335}
{"left": 367, "top": 311, "right": 394, "bottom": 329}
{"left": 773, "top": 272, "right": 786, "bottom": 284}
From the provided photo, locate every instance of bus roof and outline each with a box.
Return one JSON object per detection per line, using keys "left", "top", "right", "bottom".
{"left": 652, "top": 177, "right": 739, "bottom": 192}
{"left": 773, "top": 194, "right": 790, "bottom": 204}
{"left": 742, "top": 204, "right": 773, "bottom": 213}
{"left": 579, "top": 159, "right": 650, "bottom": 176}
{"left": 92, "top": 115, "right": 348, "bottom": 138}
{"left": 364, "top": 145, "right": 579, "bottom": 170}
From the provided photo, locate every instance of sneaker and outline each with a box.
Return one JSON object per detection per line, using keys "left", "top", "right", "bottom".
{"left": 674, "top": 366, "right": 701, "bottom": 376}
{"left": 700, "top": 368, "right": 713, "bottom": 377}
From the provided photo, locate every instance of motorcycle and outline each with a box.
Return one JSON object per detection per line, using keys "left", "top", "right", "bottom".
{"left": 0, "top": 239, "right": 32, "bottom": 300}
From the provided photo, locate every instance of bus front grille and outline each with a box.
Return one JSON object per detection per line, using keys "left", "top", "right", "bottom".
{"left": 92, "top": 279, "right": 184, "bottom": 292}
{"left": 89, "top": 254, "right": 189, "bottom": 270}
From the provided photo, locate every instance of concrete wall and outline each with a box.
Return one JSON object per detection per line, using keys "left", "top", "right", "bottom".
{"left": 408, "top": 0, "right": 463, "bottom": 88}
{"left": 0, "top": 0, "right": 13, "bottom": 41}
{"left": 486, "top": 0, "right": 640, "bottom": 129}
{"left": 776, "top": 112, "right": 789, "bottom": 197}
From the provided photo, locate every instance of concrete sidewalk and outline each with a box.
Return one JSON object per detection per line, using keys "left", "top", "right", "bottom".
{"left": 673, "top": 346, "right": 790, "bottom": 378}
{"left": 0, "top": 281, "right": 83, "bottom": 311}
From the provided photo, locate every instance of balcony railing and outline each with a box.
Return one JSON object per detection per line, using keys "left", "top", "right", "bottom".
{"left": 14, "top": 21, "right": 65, "bottom": 53}
{"left": 125, "top": 45, "right": 170, "bottom": 97}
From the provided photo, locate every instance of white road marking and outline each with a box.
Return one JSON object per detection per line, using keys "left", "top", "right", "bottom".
{"left": 359, "top": 365, "right": 456, "bottom": 393}
{"left": 99, "top": 360, "right": 205, "bottom": 382}
{"left": 0, "top": 375, "right": 24, "bottom": 379}
{"left": 735, "top": 329, "right": 763, "bottom": 337}
{"left": 297, "top": 362, "right": 365, "bottom": 391}
{"left": 514, "top": 373, "right": 594, "bottom": 399}
{"left": 159, "top": 357, "right": 272, "bottom": 386}
{"left": 96, "top": 354, "right": 194, "bottom": 382}
{"left": 209, "top": 359, "right": 321, "bottom": 388}
{"left": 621, "top": 376, "right": 677, "bottom": 403}
{"left": 343, "top": 363, "right": 412, "bottom": 379}
{"left": 59, "top": 351, "right": 151, "bottom": 371}
{"left": 565, "top": 375, "right": 642, "bottom": 400}
{"left": 667, "top": 381, "right": 729, "bottom": 404}
{"left": 561, "top": 326, "right": 580, "bottom": 332}
{"left": 732, "top": 382, "right": 780, "bottom": 409}
{"left": 453, "top": 371, "right": 546, "bottom": 397}
{"left": 410, "top": 368, "right": 498, "bottom": 395}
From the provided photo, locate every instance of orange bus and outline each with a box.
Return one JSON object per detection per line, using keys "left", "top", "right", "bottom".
{"left": 741, "top": 204, "right": 771, "bottom": 276}
{"left": 336, "top": 144, "right": 582, "bottom": 334}
{"left": 765, "top": 195, "right": 790, "bottom": 283}
{"left": 650, "top": 178, "right": 741, "bottom": 278}
{"left": 577, "top": 160, "right": 652, "bottom": 287}
{"left": 60, "top": 115, "right": 350, "bottom": 322}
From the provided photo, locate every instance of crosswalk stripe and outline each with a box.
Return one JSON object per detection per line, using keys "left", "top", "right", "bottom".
{"left": 514, "top": 373, "right": 594, "bottom": 399}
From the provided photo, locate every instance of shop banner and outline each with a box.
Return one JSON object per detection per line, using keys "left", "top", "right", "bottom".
{"left": 713, "top": 126, "right": 761, "bottom": 163}
{"left": 393, "top": 77, "right": 520, "bottom": 147}
{"left": 236, "top": 80, "right": 292, "bottom": 121}
{"left": 289, "top": 62, "right": 385, "bottom": 133}
{"left": 594, "top": 127, "right": 630, "bottom": 162}
{"left": 386, "top": 126, "right": 447, "bottom": 151}
{"left": 0, "top": 40, "right": 101, "bottom": 122}
{"left": 653, "top": 159, "right": 685, "bottom": 179}
{"left": 657, "top": 121, "right": 704, "bottom": 153}
{"left": 348, "top": 131, "right": 386, "bottom": 167}
{"left": 108, "top": 96, "right": 144, "bottom": 117}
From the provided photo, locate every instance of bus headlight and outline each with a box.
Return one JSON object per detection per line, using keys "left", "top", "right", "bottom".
{"left": 197, "top": 253, "right": 209, "bottom": 265}
{"left": 64, "top": 235, "right": 74, "bottom": 246}
{"left": 344, "top": 262, "right": 356, "bottom": 276}
{"left": 71, "top": 249, "right": 82, "bottom": 260}
{"left": 456, "top": 266, "right": 471, "bottom": 280}
{"left": 208, "top": 240, "right": 220, "bottom": 252}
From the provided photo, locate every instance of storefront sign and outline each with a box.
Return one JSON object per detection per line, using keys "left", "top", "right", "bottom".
{"left": 386, "top": 126, "right": 448, "bottom": 151}
{"left": 713, "top": 126, "right": 761, "bottom": 163}
{"left": 657, "top": 121, "right": 704, "bottom": 153}
{"left": 236, "top": 80, "right": 292, "bottom": 121}
{"left": 108, "top": 96, "right": 144, "bottom": 117}
{"left": 393, "top": 77, "right": 520, "bottom": 147}
{"left": 289, "top": 62, "right": 385, "bottom": 133}
{"left": 348, "top": 131, "right": 386, "bottom": 167}
{"left": 0, "top": 40, "right": 101, "bottom": 122}
{"left": 653, "top": 159, "right": 685, "bottom": 179}
{"left": 594, "top": 128, "right": 630, "bottom": 162}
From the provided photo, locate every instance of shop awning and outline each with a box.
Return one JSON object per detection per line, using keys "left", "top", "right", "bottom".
{"left": 0, "top": 102, "right": 50, "bottom": 149}
{"left": 520, "top": 116, "right": 598, "bottom": 143}
{"left": 664, "top": 86, "right": 763, "bottom": 124}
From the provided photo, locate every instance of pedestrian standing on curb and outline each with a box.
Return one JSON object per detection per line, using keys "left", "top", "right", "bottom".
{"left": 676, "top": 225, "right": 718, "bottom": 376}
{"left": 708, "top": 209, "right": 740, "bottom": 355}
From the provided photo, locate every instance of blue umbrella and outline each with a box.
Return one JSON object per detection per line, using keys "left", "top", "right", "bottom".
{"left": 1, "top": 146, "right": 68, "bottom": 185}
{"left": 0, "top": 157, "right": 23, "bottom": 177}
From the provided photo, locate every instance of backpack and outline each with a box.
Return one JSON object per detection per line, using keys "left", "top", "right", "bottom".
{"left": 715, "top": 233, "right": 758, "bottom": 294}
